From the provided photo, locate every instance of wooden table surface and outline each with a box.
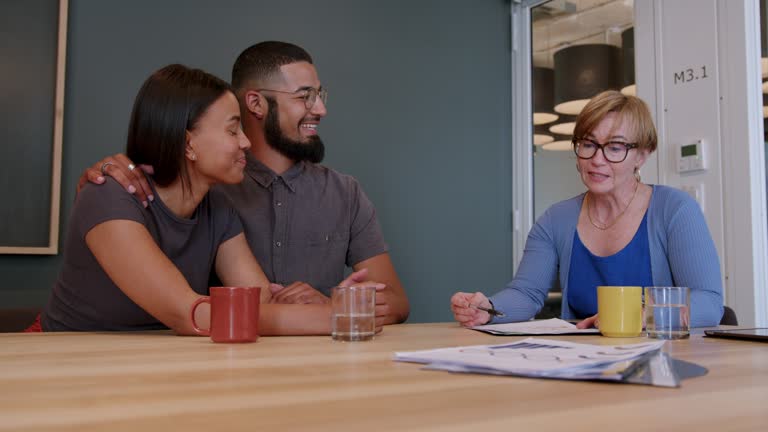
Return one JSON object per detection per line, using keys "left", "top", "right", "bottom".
{"left": 1, "top": 323, "right": 766, "bottom": 431}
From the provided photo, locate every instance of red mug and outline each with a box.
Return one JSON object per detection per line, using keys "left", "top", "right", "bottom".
{"left": 190, "top": 286, "right": 261, "bottom": 343}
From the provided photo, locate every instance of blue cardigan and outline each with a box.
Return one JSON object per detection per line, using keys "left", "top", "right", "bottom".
{"left": 489, "top": 185, "right": 724, "bottom": 327}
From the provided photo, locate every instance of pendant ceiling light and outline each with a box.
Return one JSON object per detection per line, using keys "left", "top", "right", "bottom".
{"left": 541, "top": 131, "right": 574, "bottom": 152}
{"left": 533, "top": 67, "right": 559, "bottom": 125}
{"left": 762, "top": 6, "right": 768, "bottom": 94}
{"left": 621, "top": 28, "right": 636, "bottom": 96}
{"left": 765, "top": 117, "right": 768, "bottom": 143}
{"left": 762, "top": 4, "right": 768, "bottom": 79}
{"left": 763, "top": 93, "right": 768, "bottom": 118}
{"left": 542, "top": 138, "right": 573, "bottom": 151}
{"left": 548, "top": 114, "right": 577, "bottom": 136}
{"left": 554, "top": 44, "right": 621, "bottom": 115}
{"left": 534, "top": 124, "right": 554, "bottom": 145}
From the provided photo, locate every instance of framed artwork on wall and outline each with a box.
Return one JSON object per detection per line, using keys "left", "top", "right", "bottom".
{"left": 0, "top": 0, "right": 67, "bottom": 254}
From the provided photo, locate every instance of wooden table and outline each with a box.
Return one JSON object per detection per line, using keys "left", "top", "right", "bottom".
{"left": 1, "top": 323, "right": 766, "bottom": 431}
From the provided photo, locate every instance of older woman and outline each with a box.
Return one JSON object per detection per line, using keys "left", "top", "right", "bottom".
{"left": 451, "top": 90, "right": 723, "bottom": 328}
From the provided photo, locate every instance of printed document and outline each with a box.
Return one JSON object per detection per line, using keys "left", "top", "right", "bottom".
{"left": 472, "top": 318, "right": 601, "bottom": 335}
{"left": 394, "top": 338, "right": 665, "bottom": 381}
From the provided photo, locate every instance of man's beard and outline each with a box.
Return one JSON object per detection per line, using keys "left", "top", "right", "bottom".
{"left": 264, "top": 98, "right": 325, "bottom": 163}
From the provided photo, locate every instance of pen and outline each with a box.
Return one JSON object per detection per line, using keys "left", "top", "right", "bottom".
{"left": 471, "top": 304, "right": 505, "bottom": 317}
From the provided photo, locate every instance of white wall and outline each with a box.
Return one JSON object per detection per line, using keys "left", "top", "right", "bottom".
{"left": 636, "top": 0, "right": 768, "bottom": 326}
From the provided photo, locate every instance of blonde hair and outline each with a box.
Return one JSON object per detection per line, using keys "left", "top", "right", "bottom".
{"left": 573, "top": 90, "right": 658, "bottom": 153}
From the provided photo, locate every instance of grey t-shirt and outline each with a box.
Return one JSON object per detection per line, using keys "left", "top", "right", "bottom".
{"left": 217, "top": 154, "right": 387, "bottom": 296}
{"left": 42, "top": 178, "right": 243, "bottom": 331}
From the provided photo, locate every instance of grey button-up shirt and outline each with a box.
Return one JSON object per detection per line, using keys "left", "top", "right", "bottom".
{"left": 218, "top": 154, "right": 387, "bottom": 295}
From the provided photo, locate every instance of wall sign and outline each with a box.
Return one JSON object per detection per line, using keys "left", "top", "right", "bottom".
{"left": 673, "top": 66, "right": 710, "bottom": 84}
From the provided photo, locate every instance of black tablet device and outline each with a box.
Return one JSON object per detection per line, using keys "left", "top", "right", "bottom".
{"left": 704, "top": 328, "right": 768, "bottom": 342}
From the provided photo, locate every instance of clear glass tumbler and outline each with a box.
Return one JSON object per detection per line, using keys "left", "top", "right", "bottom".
{"left": 644, "top": 286, "right": 690, "bottom": 339}
{"left": 331, "top": 285, "right": 376, "bottom": 341}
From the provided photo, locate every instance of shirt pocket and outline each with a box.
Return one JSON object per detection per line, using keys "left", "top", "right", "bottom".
{"left": 305, "top": 231, "right": 350, "bottom": 277}
{"left": 306, "top": 231, "right": 349, "bottom": 247}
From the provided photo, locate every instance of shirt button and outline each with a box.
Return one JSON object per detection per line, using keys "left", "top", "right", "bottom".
{"left": 275, "top": 241, "right": 282, "bottom": 247}
{"left": 276, "top": 201, "right": 282, "bottom": 207}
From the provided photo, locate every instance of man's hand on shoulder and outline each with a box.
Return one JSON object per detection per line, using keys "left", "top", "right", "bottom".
{"left": 269, "top": 281, "right": 330, "bottom": 304}
{"left": 78, "top": 153, "right": 154, "bottom": 207}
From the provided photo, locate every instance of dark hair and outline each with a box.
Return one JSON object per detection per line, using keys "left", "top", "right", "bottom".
{"left": 126, "top": 64, "right": 232, "bottom": 192}
{"left": 231, "top": 41, "right": 313, "bottom": 90}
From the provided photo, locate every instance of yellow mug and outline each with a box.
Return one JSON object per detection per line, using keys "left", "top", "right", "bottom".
{"left": 597, "top": 286, "right": 643, "bottom": 337}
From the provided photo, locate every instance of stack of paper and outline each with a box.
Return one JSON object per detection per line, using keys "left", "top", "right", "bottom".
{"left": 472, "top": 318, "right": 601, "bottom": 335}
{"left": 394, "top": 338, "right": 678, "bottom": 386}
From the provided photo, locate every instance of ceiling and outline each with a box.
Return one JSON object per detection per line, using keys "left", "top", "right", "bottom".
{"left": 532, "top": 0, "right": 634, "bottom": 68}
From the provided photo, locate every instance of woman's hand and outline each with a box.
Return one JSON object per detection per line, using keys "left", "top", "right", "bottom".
{"left": 450, "top": 292, "right": 492, "bottom": 327}
{"left": 576, "top": 314, "right": 600, "bottom": 329}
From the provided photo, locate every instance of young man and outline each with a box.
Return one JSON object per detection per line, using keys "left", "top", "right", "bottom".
{"left": 80, "top": 42, "right": 409, "bottom": 324}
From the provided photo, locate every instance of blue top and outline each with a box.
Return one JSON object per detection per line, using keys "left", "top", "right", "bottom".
{"left": 489, "top": 185, "right": 723, "bottom": 327}
{"left": 567, "top": 213, "right": 653, "bottom": 318}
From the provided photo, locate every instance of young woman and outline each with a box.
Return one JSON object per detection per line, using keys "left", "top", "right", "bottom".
{"left": 41, "top": 64, "right": 378, "bottom": 335}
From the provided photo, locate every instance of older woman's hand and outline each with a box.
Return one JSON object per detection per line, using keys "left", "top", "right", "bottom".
{"left": 450, "top": 292, "right": 492, "bottom": 327}
{"left": 576, "top": 314, "right": 600, "bottom": 329}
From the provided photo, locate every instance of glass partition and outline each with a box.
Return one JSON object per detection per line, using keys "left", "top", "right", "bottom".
{"left": 531, "top": 0, "right": 634, "bottom": 220}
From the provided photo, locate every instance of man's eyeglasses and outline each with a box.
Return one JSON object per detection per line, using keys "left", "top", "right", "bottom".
{"left": 572, "top": 138, "right": 639, "bottom": 163}
{"left": 256, "top": 86, "right": 328, "bottom": 110}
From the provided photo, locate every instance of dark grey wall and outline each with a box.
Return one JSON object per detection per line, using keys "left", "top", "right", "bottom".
{"left": 0, "top": 0, "right": 512, "bottom": 323}
{"left": 0, "top": 0, "right": 58, "bottom": 247}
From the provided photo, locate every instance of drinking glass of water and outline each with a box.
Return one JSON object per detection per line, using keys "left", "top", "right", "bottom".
{"left": 331, "top": 285, "right": 376, "bottom": 341}
{"left": 644, "top": 286, "right": 691, "bottom": 339}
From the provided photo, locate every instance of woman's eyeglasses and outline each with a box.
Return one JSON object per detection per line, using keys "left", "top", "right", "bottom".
{"left": 572, "top": 138, "right": 639, "bottom": 163}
